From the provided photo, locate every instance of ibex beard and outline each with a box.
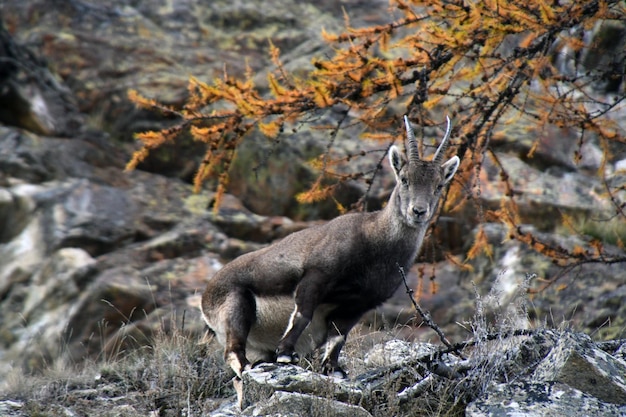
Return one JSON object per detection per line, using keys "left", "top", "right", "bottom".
{"left": 201, "top": 115, "right": 460, "bottom": 400}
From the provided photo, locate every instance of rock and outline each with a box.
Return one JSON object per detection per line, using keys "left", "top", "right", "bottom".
{"left": 363, "top": 339, "right": 439, "bottom": 368}
{"left": 0, "top": 400, "right": 26, "bottom": 417}
{"left": 616, "top": 342, "right": 626, "bottom": 362}
{"left": 552, "top": 19, "right": 626, "bottom": 94}
{"left": 232, "top": 331, "right": 607, "bottom": 416}
{"left": 492, "top": 121, "right": 605, "bottom": 173}
{"left": 0, "top": 247, "right": 96, "bottom": 376}
{"left": 478, "top": 151, "right": 610, "bottom": 227}
{"left": 227, "top": 114, "right": 389, "bottom": 219}
{"left": 241, "top": 363, "right": 363, "bottom": 409}
{"left": 2, "top": 0, "right": 392, "bottom": 188}
{"left": 207, "top": 192, "right": 318, "bottom": 243}
{"left": 243, "top": 391, "right": 372, "bottom": 417}
{"left": 51, "top": 180, "right": 137, "bottom": 256}
{"left": 0, "top": 23, "right": 82, "bottom": 136}
{"left": 209, "top": 401, "right": 242, "bottom": 417}
{"left": 533, "top": 332, "right": 626, "bottom": 404}
{"left": 0, "top": 176, "right": 137, "bottom": 295}
{"left": 238, "top": 338, "right": 466, "bottom": 415}
{"left": 21, "top": 248, "right": 96, "bottom": 322}
{"left": 0, "top": 183, "right": 47, "bottom": 298}
{"left": 442, "top": 223, "right": 626, "bottom": 342}
{"left": 467, "top": 381, "right": 626, "bottom": 417}
{"left": 465, "top": 331, "right": 626, "bottom": 415}
{"left": 0, "top": 127, "right": 126, "bottom": 185}
{"left": 62, "top": 266, "right": 156, "bottom": 359}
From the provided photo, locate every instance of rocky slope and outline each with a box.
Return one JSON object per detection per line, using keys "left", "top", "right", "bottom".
{"left": 1, "top": 0, "right": 626, "bottom": 415}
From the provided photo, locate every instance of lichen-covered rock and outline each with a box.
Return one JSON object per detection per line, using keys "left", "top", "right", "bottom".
{"left": 0, "top": 24, "right": 82, "bottom": 137}
{"left": 616, "top": 342, "right": 626, "bottom": 362}
{"left": 0, "top": 128, "right": 127, "bottom": 186}
{"left": 478, "top": 151, "right": 611, "bottom": 227}
{"left": 363, "top": 339, "right": 439, "bottom": 368}
{"left": 447, "top": 223, "right": 626, "bottom": 342}
{"left": 243, "top": 391, "right": 372, "bottom": 417}
{"left": 0, "top": 400, "right": 26, "bottom": 417}
{"left": 466, "top": 381, "right": 626, "bottom": 417}
{"left": 533, "top": 331, "right": 626, "bottom": 404}
{"left": 229, "top": 331, "right": 626, "bottom": 416}
{"left": 241, "top": 363, "right": 363, "bottom": 409}
{"left": 0, "top": 247, "right": 96, "bottom": 375}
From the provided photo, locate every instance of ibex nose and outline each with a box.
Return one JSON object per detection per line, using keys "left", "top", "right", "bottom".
{"left": 412, "top": 206, "right": 428, "bottom": 218}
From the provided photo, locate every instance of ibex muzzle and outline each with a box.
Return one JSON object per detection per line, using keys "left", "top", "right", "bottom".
{"left": 201, "top": 115, "right": 460, "bottom": 401}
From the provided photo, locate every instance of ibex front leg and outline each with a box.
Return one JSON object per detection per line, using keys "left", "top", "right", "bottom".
{"left": 276, "top": 269, "right": 327, "bottom": 363}
{"left": 321, "top": 313, "right": 361, "bottom": 378}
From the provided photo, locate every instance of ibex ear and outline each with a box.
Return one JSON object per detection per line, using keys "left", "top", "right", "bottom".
{"left": 389, "top": 145, "right": 405, "bottom": 181}
{"left": 441, "top": 155, "right": 460, "bottom": 184}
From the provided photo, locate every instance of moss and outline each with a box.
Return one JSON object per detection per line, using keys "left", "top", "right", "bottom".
{"left": 557, "top": 214, "right": 626, "bottom": 247}
{"left": 593, "top": 314, "right": 626, "bottom": 341}
{"left": 578, "top": 216, "right": 626, "bottom": 247}
{"left": 183, "top": 193, "right": 212, "bottom": 215}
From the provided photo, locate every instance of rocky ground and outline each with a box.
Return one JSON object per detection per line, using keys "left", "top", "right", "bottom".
{"left": 1, "top": 0, "right": 626, "bottom": 416}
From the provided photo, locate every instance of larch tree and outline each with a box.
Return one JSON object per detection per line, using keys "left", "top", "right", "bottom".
{"left": 127, "top": 0, "right": 626, "bottom": 291}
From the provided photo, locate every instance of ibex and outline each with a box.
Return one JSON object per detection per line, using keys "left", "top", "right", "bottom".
{"left": 201, "top": 116, "right": 460, "bottom": 385}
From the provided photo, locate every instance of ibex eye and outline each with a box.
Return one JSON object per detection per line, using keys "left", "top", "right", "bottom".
{"left": 435, "top": 184, "right": 443, "bottom": 193}
{"left": 401, "top": 177, "right": 408, "bottom": 186}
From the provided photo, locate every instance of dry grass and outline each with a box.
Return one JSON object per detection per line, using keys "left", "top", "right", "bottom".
{"left": 1, "top": 311, "right": 234, "bottom": 417}
{"left": 0, "top": 271, "right": 548, "bottom": 417}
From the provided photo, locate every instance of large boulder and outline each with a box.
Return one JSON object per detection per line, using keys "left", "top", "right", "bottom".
{"left": 467, "top": 381, "right": 626, "bottom": 417}
{"left": 533, "top": 332, "right": 626, "bottom": 404}
{"left": 0, "top": 23, "right": 82, "bottom": 136}
{"left": 228, "top": 330, "right": 626, "bottom": 416}
{"left": 243, "top": 391, "right": 372, "bottom": 417}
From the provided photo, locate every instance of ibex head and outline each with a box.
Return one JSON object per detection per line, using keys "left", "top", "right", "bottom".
{"left": 389, "top": 116, "right": 460, "bottom": 227}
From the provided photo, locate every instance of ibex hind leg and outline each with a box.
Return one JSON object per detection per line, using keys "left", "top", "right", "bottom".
{"left": 221, "top": 289, "right": 257, "bottom": 378}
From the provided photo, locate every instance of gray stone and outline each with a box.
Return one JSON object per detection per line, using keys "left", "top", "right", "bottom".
{"left": 0, "top": 183, "right": 47, "bottom": 297}
{"left": 533, "top": 332, "right": 626, "bottom": 404}
{"left": 243, "top": 391, "right": 372, "bottom": 417}
{"left": 479, "top": 152, "right": 610, "bottom": 220}
{"left": 0, "top": 25, "right": 82, "bottom": 137}
{"left": 615, "top": 342, "right": 626, "bottom": 362}
{"left": 363, "top": 340, "right": 439, "bottom": 368}
{"left": 467, "top": 381, "right": 626, "bottom": 417}
{"left": 241, "top": 363, "right": 363, "bottom": 409}
{"left": 22, "top": 247, "right": 95, "bottom": 322}
{"left": 0, "top": 247, "right": 96, "bottom": 377}
{"left": 209, "top": 401, "right": 242, "bottom": 417}
{"left": 51, "top": 179, "right": 137, "bottom": 255}
{"left": 0, "top": 400, "right": 26, "bottom": 417}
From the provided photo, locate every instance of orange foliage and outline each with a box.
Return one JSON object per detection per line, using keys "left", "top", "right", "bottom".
{"left": 127, "top": 0, "right": 626, "bottom": 286}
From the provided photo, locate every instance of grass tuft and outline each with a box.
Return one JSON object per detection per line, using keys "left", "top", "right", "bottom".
{"left": 1, "top": 310, "right": 234, "bottom": 416}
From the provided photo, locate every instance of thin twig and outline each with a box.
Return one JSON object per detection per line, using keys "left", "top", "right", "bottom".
{"left": 439, "top": 329, "right": 537, "bottom": 356}
{"left": 397, "top": 263, "right": 465, "bottom": 359}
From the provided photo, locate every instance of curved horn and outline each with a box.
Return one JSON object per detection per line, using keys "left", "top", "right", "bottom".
{"left": 433, "top": 115, "right": 452, "bottom": 163}
{"left": 403, "top": 115, "right": 421, "bottom": 162}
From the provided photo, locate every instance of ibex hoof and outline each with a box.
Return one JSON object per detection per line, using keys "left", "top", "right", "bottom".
{"left": 322, "top": 364, "right": 348, "bottom": 380}
{"left": 276, "top": 351, "right": 299, "bottom": 364}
